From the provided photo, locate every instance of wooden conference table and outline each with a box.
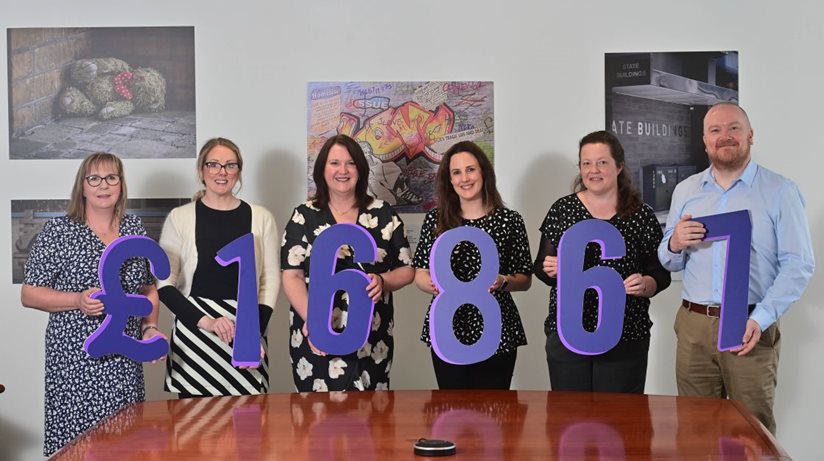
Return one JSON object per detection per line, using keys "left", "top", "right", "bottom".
{"left": 49, "top": 390, "right": 789, "bottom": 460}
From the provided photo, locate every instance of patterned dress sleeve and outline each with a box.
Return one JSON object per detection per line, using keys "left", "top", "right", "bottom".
{"left": 637, "top": 205, "right": 671, "bottom": 295}
{"left": 130, "top": 215, "right": 156, "bottom": 286}
{"left": 281, "top": 205, "right": 310, "bottom": 272}
{"left": 382, "top": 204, "right": 412, "bottom": 269}
{"left": 23, "top": 218, "right": 61, "bottom": 288}
{"left": 534, "top": 200, "right": 564, "bottom": 286}
{"left": 411, "top": 209, "right": 438, "bottom": 269}
{"left": 502, "top": 210, "right": 532, "bottom": 275}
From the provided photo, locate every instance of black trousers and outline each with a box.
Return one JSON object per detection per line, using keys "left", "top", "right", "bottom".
{"left": 546, "top": 332, "right": 649, "bottom": 393}
{"left": 431, "top": 349, "right": 517, "bottom": 390}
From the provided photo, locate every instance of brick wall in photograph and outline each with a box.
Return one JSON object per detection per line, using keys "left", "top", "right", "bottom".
{"left": 8, "top": 28, "right": 92, "bottom": 136}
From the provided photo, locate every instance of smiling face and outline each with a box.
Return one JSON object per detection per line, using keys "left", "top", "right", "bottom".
{"left": 323, "top": 143, "right": 359, "bottom": 198}
{"left": 703, "top": 103, "right": 753, "bottom": 171}
{"left": 449, "top": 151, "right": 484, "bottom": 204}
{"left": 83, "top": 160, "right": 121, "bottom": 214}
{"left": 201, "top": 144, "right": 241, "bottom": 199}
{"left": 578, "top": 142, "right": 622, "bottom": 195}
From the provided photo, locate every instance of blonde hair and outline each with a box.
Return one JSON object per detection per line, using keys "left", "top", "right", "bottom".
{"left": 193, "top": 137, "right": 244, "bottom": 201}
{"left": 67, "top": 152, "right": 127, "bottom": 223}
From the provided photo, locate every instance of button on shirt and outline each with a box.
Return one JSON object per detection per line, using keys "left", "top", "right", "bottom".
{"left": 658, "top": 160, "right": 815, "bottom": 331}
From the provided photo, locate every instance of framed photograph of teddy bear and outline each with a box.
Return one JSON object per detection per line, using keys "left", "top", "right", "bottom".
{"left": 7, "top": 26, "right": 195, "bottom": 159}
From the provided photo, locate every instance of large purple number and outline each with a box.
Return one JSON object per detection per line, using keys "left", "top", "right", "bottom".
{"left": 429, "top": 226, "right": 501, "bottom": 365}
{"left": 307, "top": 224, "right": 378, "bottom": 356}
{"left": 693, "top": 210, "right": 752, "bottom": 351}
{"left": 557, "top": 219, "right": 626, "bottom": 355}
{"left": 84, "top": 235, "right": 170, "bottom": 362}
{"left": 215, "top": 233, "right": 261, "bottom": 367}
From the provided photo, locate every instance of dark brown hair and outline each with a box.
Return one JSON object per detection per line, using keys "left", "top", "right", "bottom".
{"left": 572, "top": 130, "right": 642, "bottom": 217}
{"left": 311, "top": 135, "right": 374, "bottom": 210}
{"left": 436, "top": 141, "right": 503, "bottom": 234}
{"left": 67, "top": 152, "right": 127, "bottom": 223}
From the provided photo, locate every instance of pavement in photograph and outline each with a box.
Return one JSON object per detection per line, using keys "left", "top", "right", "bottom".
{"left": 10, "top": 111, "right": 196, "bottom": 159}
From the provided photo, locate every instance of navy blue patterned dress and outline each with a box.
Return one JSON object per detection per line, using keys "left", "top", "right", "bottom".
{"left": 23, "top": 215, "right": 154, "bottom": 456}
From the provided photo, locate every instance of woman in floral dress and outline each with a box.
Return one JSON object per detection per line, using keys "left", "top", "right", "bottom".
{"left": 282, "top": 134, "right": 414, "bottom": 392}
{"left": 21, "top": 153, "right": 162, "bottom": 456}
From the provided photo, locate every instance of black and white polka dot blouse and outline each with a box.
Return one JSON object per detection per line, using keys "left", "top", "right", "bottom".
{"left": 536, "top": 193, "right": 670, "bottom": 341}
{"left": 412, "top": 207, "right": 532, "bottom": 354}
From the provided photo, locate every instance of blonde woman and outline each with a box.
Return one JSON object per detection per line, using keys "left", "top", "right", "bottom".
{"left": 158, "top": 137, "right": 279, "bottom": 397}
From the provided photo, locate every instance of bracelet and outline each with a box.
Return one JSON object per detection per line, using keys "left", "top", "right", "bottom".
{"left": 376, "top": 273, "right": 385, "bottom": 287}
{"left": 142, "top": 324, "right": 159, "bottom": 335}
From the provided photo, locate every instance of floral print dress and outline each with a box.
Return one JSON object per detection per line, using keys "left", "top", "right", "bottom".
{"left": 281, "top": 200, "right": 412, "bottom": 392}
{"left": 23, "top": 215, "right": 154, "bottom": 456}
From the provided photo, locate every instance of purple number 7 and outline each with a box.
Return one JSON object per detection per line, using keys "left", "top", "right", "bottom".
{"left": 692, "top": 210, "right": 752, "bottom": 351}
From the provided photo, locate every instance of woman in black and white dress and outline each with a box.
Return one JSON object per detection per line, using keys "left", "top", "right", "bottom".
{"left": 158, "top": 137, "right": 280, "bottom": 397}
{"left": 281, "top": 134, "right": 414, "bottom": 392}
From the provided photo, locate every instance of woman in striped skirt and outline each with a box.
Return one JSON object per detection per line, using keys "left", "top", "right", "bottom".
{"left": 157, "top": 137, "right": 280, "bottom": 396}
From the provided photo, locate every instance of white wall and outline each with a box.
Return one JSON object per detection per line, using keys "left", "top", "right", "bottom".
{"left": 1, "top": 1, "right": 822, "bottom": 459}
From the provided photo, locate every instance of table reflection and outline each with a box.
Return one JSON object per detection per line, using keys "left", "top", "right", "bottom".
{"left": 48, "top": 390, "right": 788, "bottom": 460}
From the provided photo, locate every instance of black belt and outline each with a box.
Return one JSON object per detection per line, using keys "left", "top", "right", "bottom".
{"left": 682, "top": 300, "right": 756, "bottom": 318}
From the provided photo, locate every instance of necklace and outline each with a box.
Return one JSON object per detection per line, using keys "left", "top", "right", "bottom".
{"left": 329, "top": 201, "right": 356, "bottom": 215}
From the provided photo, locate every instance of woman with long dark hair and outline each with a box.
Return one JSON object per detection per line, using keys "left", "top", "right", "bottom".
{"left": 412, "top": 141, "right": 532, "bottom": 389}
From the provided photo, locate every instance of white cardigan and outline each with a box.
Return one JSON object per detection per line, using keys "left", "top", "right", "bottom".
{"left": 157, "top": 201, "right": 280, "bottom": 308}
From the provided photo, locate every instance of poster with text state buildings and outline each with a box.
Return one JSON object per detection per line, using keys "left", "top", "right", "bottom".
{"left": 307, "top": 81, "right": 494, "bottom": 214}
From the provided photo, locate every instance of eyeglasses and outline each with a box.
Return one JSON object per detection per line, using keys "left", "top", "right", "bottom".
{"left": 204, "top": 161, "right": 241, "bottom": 174}
{"left": 85, "top": 174, "right": 121, "bottom": 187}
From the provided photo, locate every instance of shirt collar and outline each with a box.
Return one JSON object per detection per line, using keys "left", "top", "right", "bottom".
{"left": 702, "top": 159, "right": 758, "bottom": 189}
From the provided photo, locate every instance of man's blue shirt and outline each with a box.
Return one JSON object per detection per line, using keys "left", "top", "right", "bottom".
{"left": 658, "top": 160, "right": 815, "bottom": 331}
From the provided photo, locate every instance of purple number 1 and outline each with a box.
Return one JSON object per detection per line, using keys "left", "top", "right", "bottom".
{"left": 216, "top": 233, "right": 262, "bottom": 367}
{"left": 693, "top": 210, "right": 752, "bottom": 351}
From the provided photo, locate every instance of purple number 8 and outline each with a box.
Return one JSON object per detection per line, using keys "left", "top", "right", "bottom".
{"left": 429, "top": 226, "right": 501, "bottom": 365}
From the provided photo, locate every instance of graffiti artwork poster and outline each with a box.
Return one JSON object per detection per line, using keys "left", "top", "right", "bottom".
{"left": 307, "top": 81, "right": 494, "bottom": 213}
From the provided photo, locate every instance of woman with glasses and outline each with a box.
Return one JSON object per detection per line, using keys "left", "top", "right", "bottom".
{"left": 281, "top": 134, "right": 414, "bottom": 392}
{"left": 157, "top": 137, "right": 280, "bottom": 397}
{"left": 21, "top": 152, "right": 162, "bottom": 456}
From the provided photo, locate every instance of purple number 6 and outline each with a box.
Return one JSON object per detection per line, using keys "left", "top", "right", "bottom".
{"left": 307, "top": 224, "right": 378, "bottom": 356}
{"left": 557, "top": 219, "right": 626, "bottom": 355}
